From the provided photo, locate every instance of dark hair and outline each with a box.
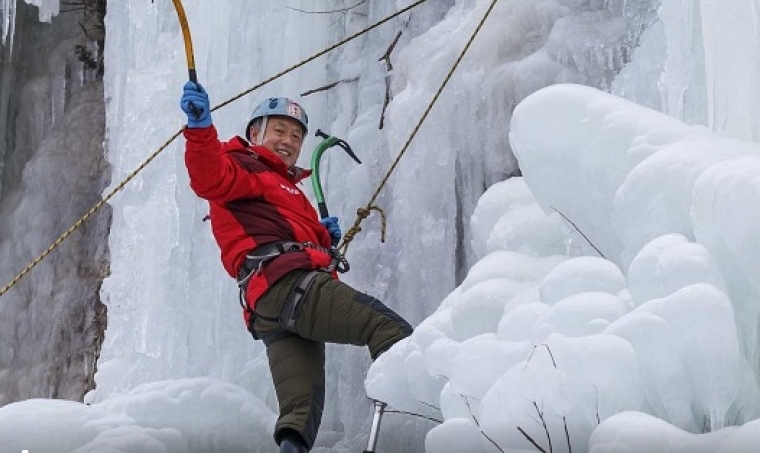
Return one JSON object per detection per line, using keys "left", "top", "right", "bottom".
{"left": 245, "top": 117, "right": 264, "bottom": 142}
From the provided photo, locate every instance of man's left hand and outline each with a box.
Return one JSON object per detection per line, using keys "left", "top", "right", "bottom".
{"left": 320, "top": 216, "right": 341, "bottom": 246}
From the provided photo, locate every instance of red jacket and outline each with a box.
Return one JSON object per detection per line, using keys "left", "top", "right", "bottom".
{"left": 183, "top": 125, "right": 333, "bottom": 319}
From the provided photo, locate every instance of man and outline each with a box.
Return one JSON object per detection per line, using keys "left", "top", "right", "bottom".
{"left": 180, "top": 81, "right": 413, "bottom": 453}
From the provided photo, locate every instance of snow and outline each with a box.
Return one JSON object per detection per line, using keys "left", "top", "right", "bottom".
{"left": 2, "top": 0, "right": 760, "bottom": 453}
{"left": 0, "top": 378, "right": 275, "bottom": 453}
{"left": 366, "top": 83, "right": 760, "bottom": 452}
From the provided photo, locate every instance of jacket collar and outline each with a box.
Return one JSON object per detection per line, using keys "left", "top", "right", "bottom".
{"left": 232, "top": 136, "right": 312, "bottom": 183}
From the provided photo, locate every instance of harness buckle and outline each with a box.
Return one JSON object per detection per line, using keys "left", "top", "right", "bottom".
{"left": 326, "top": 248, "right": 350, "bottom": 274}
{"left": 236, "top": 241, "right": 304, "bottom": 288}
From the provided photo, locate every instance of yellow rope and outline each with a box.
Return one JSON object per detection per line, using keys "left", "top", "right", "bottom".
{"left": 338, "top": 0, "right": 500, "bottom": 255}
{"left": 212, "top": 0, "right": 430, "bottom": 113}
{"left": 342, "top": 206, "right": 387, "bottom": 245}
{"left": 0, "top": 130, "right": 182, "bottom": 298}
{"left": 0, "top": 0, "right": 431, "bottom": 301}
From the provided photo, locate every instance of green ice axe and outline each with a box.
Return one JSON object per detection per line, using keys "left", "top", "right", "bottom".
{"left": 310, "top": 129, "right": 362, "bottom": 223}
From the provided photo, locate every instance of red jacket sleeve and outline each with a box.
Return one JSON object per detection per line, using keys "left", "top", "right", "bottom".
{"left": 183, "top": 126, "right": 261, "bottom": 203}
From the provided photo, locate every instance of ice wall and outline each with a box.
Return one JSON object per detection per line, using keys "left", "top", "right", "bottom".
{"left": 4, "top": 0, "right": 759, "bottom": 450}
{"left": 93, "top": 0, "right": 334, "bottom": 424}
{"left": 612, "top": 0, "right": 760, "bottom": 376}
{"left": 614, "top": 0, "right": 760, "bottom": 141}
{"left": 95, "top": 0, "right": 659, "bottom": 450}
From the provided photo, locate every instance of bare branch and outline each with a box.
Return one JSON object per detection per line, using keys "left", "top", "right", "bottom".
{"left": 563, "top": 416, "right": 572, "bottom": 453}
{"left": 524, "top": 343, "right": 558, "bottom": 370}
{"left": 462, "top": 394, "right": 479, "bottom": 425}
{"left": 594, "top": 385, "right": 601, "bottom": 425}
{"left": 460, "top": 394, "right": 506, "bottom": 453}
{"left": 517, "top": 427, "right": 548, "bottom": 453}
{"left": 482, "top": 431, "right": 507, "bottom": 453}
{"left": 543, "top": 344, "right": 557, "bottom": 368}
{"left": 379, "top": 30, "right": 403, "bottom": 70}
{"left": 416, "top": 399, "right": 443, "bottom": 412}
{"left": 533, "top": 401, "right": 553, "bottom": 453}
{"left": 379, "top": 30, "right": 403, "bottom": 129}
{"left": 384, "top": 409, "right": 442, "bottom": 424}
{"left": 300, "top": 77, "right": 359, "bottom": 97}
{"left": 550, "top": 205, "right": 605, "bottom": 258}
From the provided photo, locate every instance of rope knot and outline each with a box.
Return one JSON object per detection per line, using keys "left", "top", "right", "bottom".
{"left": 339, "top": 205, "right": 387, "bottom": 254}
{"left": 356, "top": 207, "right": 371, "bottom": 220}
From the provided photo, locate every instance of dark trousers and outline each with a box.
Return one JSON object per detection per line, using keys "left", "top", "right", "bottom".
{"left": 251, "top": 270, "right": 413, "bottom": 450}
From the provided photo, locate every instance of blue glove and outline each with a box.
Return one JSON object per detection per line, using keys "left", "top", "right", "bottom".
{"left": 320, "top": 216, "right": 341, "bottom": 246}
{"left": 180, "top": 81, "right": 212, "bottom": 128}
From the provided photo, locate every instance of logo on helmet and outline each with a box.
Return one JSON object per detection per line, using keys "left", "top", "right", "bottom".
{"left": 287, "top": 102, "right": 302, "bottom": 119}
{"left": 268, "top": 98, "right": 279, "bottom": 109}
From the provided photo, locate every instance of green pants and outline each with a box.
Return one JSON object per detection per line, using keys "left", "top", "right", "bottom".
{"left": 252, "top": 269, "right": 413, "bottom": 449}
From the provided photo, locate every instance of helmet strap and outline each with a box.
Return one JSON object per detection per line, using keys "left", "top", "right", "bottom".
{"left": 257, "top": 117, "right": 269, "bottom": 146}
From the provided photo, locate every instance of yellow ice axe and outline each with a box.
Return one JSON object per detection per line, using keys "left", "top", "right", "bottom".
{"left": 169, "top": 0, "right": 198, "bottom": 83}
{"left": 167, "top": 0, "right": 203, "bottom": 120}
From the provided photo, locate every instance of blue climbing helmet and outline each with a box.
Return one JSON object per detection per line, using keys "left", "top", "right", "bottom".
{"left": 247, "top": 97, "right": 308, "bottom": 143}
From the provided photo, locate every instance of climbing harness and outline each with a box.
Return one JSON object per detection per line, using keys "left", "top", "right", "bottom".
{"left": 236, "top": 241, "right": 309, "bottom": 338}
{"left": 235, "top": 240, "right": 349, "bottom": 336}
{"left": 0, "top": 0, "right": 431, "bottom": 301}
{"left": 234, "top": 128, "right": 358, "bottom": 329}
{"left": 279, "top": 270, "right": 321, "bottom": 332}
{"left": 236, "top": 241, "right": 306, "bottom": 290}
{"left": 236, "top": 240, "right": 348, "bottom": 291}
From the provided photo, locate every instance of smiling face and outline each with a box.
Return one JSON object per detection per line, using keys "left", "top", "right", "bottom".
{"left": 249, "top": 116, "right": 305, "bottom": 168}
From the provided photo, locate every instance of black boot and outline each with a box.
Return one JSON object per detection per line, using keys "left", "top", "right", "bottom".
{"left": 280, "top": 429, "right": 308, "bottom": 453}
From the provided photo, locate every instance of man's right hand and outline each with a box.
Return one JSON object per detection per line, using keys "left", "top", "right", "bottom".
{"left": 181, "top": 81, "right": 212, "bottom": 128}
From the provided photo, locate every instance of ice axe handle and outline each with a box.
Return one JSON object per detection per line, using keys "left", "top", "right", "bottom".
{"left": 318, "top": 202, "right": 329, "bottom": 219}
{"left": 170, "top": 0, "right": 202, "bottom": 120}
{"left": 186, "top": 69, "right": 204, "bottom": 120}
{"left": 318, "top": 204, "right": 339, "bottom": 247}
{"left": 188, "top": 103, "right": 202, "bottom": 120}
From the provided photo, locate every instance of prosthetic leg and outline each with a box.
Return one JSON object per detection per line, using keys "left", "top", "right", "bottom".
{"left": 363, "top": 400, "right": 387, "bottom": 453}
